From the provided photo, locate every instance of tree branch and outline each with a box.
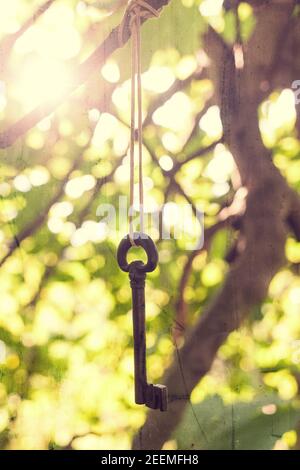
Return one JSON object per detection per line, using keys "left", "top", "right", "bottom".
{"left": 0, "top": 0, "right": 171, "bottom": 149}
{"left": 0, "top": 0, "right": 56, "bottom": 75}
{"left": 171, "top": 139, "right": 222, "bottom": 175}
{"left": 179, "top": 98, "right": 214, "bottom": 155}
{"left": 0, "top": 151, "right": 83, "bottom": 269}
{"left": 173, "top": 214, "right": 240, "bottom": 341}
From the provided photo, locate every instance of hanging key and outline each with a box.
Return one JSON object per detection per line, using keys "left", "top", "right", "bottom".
{"left": 117, "top": 232, "right": 168, "bottom": 412}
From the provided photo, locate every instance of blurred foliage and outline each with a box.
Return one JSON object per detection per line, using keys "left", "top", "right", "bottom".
{"left": 175, "top": 395, "right": 300, "bottom": 450}
{"left": 0, "top": 0, "right": 299, "bottom": 450}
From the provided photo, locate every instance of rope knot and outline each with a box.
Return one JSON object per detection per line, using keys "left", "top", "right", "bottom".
{"left": 118, "top": 0, "right": 160, "bottom": 46}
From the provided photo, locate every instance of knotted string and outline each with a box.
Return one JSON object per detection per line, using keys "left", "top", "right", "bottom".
{"left": 118, "top": 1, "right": 160, "bottom": 244}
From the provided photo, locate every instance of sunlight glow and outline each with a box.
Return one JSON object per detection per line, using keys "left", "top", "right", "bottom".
{"left": 176, "top": 56, "right": 197, "bottom": 80}
{"left": 71, "top": 221, "right": 107, "bottom": 247}
{"left": 142, "top": 66, "right": 175, "bottom": 93}
{"left": 15, "top": 4, "right": 81, "bottom": 60}
{"left": 48, "top": 217, "right": 64, "bottom": 234}
{"left": 153, "top": 92, "right": 192, "bottom": 131}
{"left": 204, "top": 143, "right": 235, "bottom": 183}
{"left": 112, "top": 82, "right": 130, "bottom": 114}
{"left": 29, "top": 167, "right": 50, "bottom": 187}
{"left": 10, "top": 3, "right": 80, "bottom": 111}
{"left": 159, "top": 155, "right": 174, "bottom": 171}
{"left": 88, "top": 108, "right": 101, "bottom": 123}
{"left": 0, "top": 0, "right": 20, "bottom": 33}
{"left": 263, "top": 90, "right": 296, "bottom": 129}
{"left": 260, "top": 89, "right": 296, "bottom": 146}
{"left": 162, "top": 132, "right": 181, "bottom": 153}
{"left": 14, "top": 57, "right": 72, "bottom": 110}
{"left": 65, "top": 175, "right": 96, "bottom": 199}
{"left": 26, "top": 130, "right": 45, "bottom": 150}
{"left": 13, "top": 174, "right": 31, "bottom": 193}
{"left": 199, "top": 105, "right": 223, "bottom": 139}
{"left": 50, "top": 202, "right": 74, "bottom": 219}
{"left": 92, "top": 113, "right": 119, "bottom": 148}
{"left": 199, "top": 0, "right": 224, "bottom": 17}
{"left": 101, "top": 60, "right": 120, "bottom": 84}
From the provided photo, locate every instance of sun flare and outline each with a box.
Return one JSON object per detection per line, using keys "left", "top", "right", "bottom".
{"left": 13, "top": 57, "right": 72, "bottom": 110}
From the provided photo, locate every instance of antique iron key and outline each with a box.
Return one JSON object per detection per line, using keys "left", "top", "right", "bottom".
{"left": 117, "top": 233, "right": 168, "bottom": 411}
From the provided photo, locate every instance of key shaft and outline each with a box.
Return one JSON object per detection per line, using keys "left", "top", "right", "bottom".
{"left": 117, "top": 233, "right": 168, "bottom": 412}
{"left": 129, "top": 262, "right": 147, "bottom": 404}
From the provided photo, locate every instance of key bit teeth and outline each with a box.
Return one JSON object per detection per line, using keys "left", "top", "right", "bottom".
{"left": 145, "top": 383, "right": 168, "bottom": 412}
